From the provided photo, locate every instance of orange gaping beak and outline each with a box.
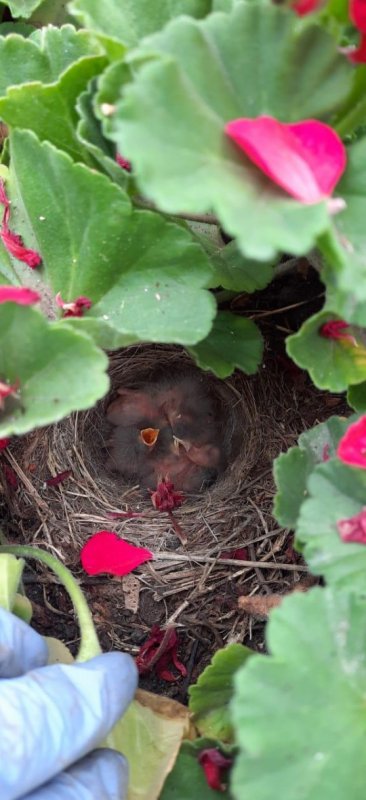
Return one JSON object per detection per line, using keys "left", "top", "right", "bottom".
{"left": 140, "top": 427, "right": 160, "bottom": 447}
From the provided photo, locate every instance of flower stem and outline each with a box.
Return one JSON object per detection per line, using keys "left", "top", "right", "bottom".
{"left": 0, "top": 545, "right": 101, "bottom": 662}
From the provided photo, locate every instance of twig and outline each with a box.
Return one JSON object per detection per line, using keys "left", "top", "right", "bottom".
{"left": 154, "top": 552, "right": 307, "bottom": 572}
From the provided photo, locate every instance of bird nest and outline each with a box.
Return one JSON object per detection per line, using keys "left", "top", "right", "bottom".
{"left": 0, "top": 343, "right": 342, "bottom": 693}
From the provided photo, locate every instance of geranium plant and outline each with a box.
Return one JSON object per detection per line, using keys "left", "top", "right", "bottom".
{"left": 1, "top": 0, "right": 366, "bottom": 797}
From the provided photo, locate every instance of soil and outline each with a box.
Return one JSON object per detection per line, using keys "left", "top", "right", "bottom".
{"left": 0, "top": 261, "right": 349, "bottom": 702}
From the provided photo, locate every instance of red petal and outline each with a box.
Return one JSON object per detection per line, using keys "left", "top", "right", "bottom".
{"left": 291, "top": 0, "right": 323, "bottom": 14}
{"left": 338, "top": 508, "right": 366, "bottom": 544}
{"left": 198, "top": 749, "right": 232, "bottom": 792}
{"left": 0, "top": 227, "right": 41, "bottom": 268}
{"left": 337, "top": 417, "right": 366, "bottom": 469}
{"left": 45, "top": 470, "right": 72, "bottom": 487}
{"left": 80, "top": 531, "right": 153, "bottom": 576}
{"left": 149, "top": 480, "right": 185, "bottom": 511}
{"left": 0, "top": 438, "right": 10, "bottom": 451}
{"left": 225, "top": 117, "right": 346, "bottom": 204}
{"left": 350, "top": 0, "right": 366, "bottom": 33}
{"left": 116, "top": 153, "right": 132, "bottom": 171}
{"left": 319, "top": 320, "right": 356, "bottom": 345}
{"left": 2, "top": 464, "right": 18, "bottom": 489}
{"left": 0, "top": 286, "right": 40, "bottom": 306}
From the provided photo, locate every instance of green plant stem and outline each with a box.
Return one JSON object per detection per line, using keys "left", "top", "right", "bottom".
{"left": 0, "top": 545, "right": 101, "bottom": 662}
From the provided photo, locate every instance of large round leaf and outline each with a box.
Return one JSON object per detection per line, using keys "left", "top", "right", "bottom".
{"left": 105, "top": 2, "right": 352, "bottom": 259}
{"left": 9, "top": 129, "right": 216, "bottom": 346}
{"left": 188, "top": 311, "right": 263, "bottom": 377}
{"left": 232, "top": 587, "right": 366, "bottom": 800}
{"left": 297, "top": 458, "right": 366, "bottom": 592}
{"left": 0, "top": 304, "right": 109, "bottom": 436}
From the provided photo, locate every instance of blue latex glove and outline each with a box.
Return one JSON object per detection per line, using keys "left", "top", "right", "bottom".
{"left": 0, "top": 608, "right": 138, "bottom": 800}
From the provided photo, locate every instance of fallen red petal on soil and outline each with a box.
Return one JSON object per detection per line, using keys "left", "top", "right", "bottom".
{"left": 0, "top": 438, "right": 11, "bottom": 451}
{"left": 220, "top": 547, "right": 249, "bottom": 561}
{"left": 136, "top": 624, "right": 187, "bottom": 682}
{"left": 225, "top": 116, "right": 346, "bottom": 204}
{"left": 198, "top": 749, "right": 232, "bottom": 792}
{"left": 149, "top": 480, "right": 185, "bottom": 511}
{"left": 337, "top": 416, "right": 366, "bottom": 469}
{"left": 0, "top": 227, "right": 41, "bottom": 268}
{"left": 2, "top": 464, "right": 18, "bottom": 489}
{"left": 45, "top": 470, "right": 72, "bottom": 487}
{"left": 337, "top": 508, "right": 366, "bottom": 544}
{"left": 81, "top": 531, "right": 153, "bottom": 576}
{"left": 0, "top": 286, "right": 40, "bottom": 306}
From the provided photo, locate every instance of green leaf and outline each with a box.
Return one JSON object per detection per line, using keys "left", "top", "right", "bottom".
{"left": 0, "top": 54, "right": 107, "bottom": 162}
{"left": 189, "top": 643, "right": 252, "bottom": 742}
{"left": 10, "top": 130, "right": 216, "bottom": 346}
{"left": 0, "top": 305, "right": 109, "bottom": 436}
{"left": 12, "top": 593, "right": 33, "bottom": 623}
{"left": 0, "top": 554, "right": 24, "bottom": 611}
{"left": 232, "top": 587, "right": 366, "bottom": 800}
{"left": 106, "top": 2, "right": 352, "bottom": 259}
{"left": 69, "top": 0, "right": 212, "bottom": 49}
{"left": 161, "top": 739, "right": 233, "bottom": 800}
{"left": 76, "top": 79, "right": 128, "bottom": 188}
{"left": 1, "top": 0, "right": 44, "bottom": 17}
{"left": 0, "top": 25, "right": 103, "bottom": 95}
{"left": 188, "top": 311, "right": 263, "bottom": 377}
{"left": 273, "top": 416, "right": 351, "bottom": 529}
{"left": 209, "top": 241, "right": 274, "bottom": 292}
{"left": 347, "top": 382, "right": 366, "bottom": 412}
{"left": 296, "top": 458, "right": 366, "bottom": 592}
{"left": 286, "top": 310, "right": 366, "bottom": 392}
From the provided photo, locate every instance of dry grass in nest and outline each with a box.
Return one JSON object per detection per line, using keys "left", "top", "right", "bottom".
{"left": 0, "top": 343, "right": 347, "bottom": 691}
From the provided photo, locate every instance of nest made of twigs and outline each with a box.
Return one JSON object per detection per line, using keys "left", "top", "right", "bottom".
{"left": 0, "top": 343, "right": 345, "bottom": 682}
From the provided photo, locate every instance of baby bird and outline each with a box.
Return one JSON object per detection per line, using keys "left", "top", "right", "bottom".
{"left": 106, "top": 387, "right": 162, "bottom": 427}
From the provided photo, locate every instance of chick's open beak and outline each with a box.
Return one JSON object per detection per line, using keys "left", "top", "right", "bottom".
{"left": 140, "top": 427, "right": 160, "bottom": 447}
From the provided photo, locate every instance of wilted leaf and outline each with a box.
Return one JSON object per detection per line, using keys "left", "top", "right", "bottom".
{"left": 107, "top": 3, "right": 352, "bottom": 259}
{"left": 0, "top": 304, "right": 109, "bottom": 437}
{"left": 188, "top": 312, "right": 263, "bottom": 378}
{"left": 110, "top": 689, "right": 194, "bottom": 800}
{"left": 232, "top": 587, "right": 366, "bottom": 800}
{"left": 189, "top": 643, "right": 252, "bottom": 742}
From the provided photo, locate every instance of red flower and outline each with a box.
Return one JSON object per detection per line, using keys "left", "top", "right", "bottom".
{"left": 225, "top": 117, "right": 346, "bottom": 205}
{"left": 149, "top": 480, "right": 184, "bottom": 512}
{"left": 80, "top": 531, "right": 153, "bottom": 576}
{"left": 0, "top": 437, "right": 11, "bottom": 451}
{"left": 55, "top": 293, "right": 92, "bottom": 318}
{"left": 350, "top": 0, "right": 366, "bottom": 33}
{"left": 291, "top": 0, "right": 323, "bottom": 15}
{"left": 198, "top": 749, "right": 232, "bottom": 792}
{"left": 337, "top": 508, "right": 366, "bottom": 544}
{"left": 337, "top": 416, "right": 366, "bottom": 468}
{"left": 319, "top": 319, "right": 357, "bottom": 346}
{"left": 136, "top": 624, "right": 187, "bottom": 682}
{"left": 45, "top": 470, "right": 72, "bottom": 487}
{"left": 0, "top": 379, "right": 19, "bottom": 411}
{"left": 116, "top": 153, "right": 132, "bottom": 172}
{"left": 0, "top": 286, "right": 40, "bottom": 306}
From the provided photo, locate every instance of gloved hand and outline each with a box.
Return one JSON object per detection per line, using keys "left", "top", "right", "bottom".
{"left": 0, "top": 607, "right": 138, "bottom": 800}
